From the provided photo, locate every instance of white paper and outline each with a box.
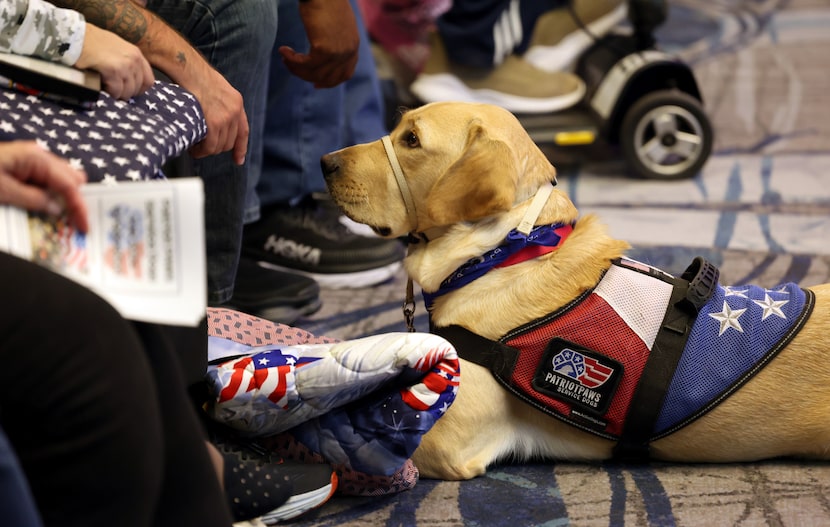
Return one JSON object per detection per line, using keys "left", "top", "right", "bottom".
{"left": 0, "top": 178, "right": 206, "bottom": 326}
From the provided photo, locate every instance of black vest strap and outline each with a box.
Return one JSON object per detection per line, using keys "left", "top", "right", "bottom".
{"left": 431, "top": 324, "right": 520, "bottom": 380}
{"left": 612, "top": 257, "right": 719, "bottom": 461}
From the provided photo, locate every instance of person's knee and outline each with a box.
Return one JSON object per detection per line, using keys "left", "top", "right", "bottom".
{"left": 39, "top": 271, "right": 134, "bottom": 349}
{"left": 0, "top": 262, "right": 165, "bottom": 525}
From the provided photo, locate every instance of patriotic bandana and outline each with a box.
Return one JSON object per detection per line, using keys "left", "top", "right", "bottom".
{"left": 422, "top": 223, "right": 574, "bottom": 309}
{"left": 499, "top": 259, "right": 814, "bottom": 440}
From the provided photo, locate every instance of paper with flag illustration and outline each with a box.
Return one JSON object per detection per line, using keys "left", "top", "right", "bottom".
{"left": 0, "top": 178, "right": 206, "bottom": 326}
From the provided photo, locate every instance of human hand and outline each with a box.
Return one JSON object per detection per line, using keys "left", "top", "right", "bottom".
{"left": 74, "top": 24, "right": 155, "bottom": 100}
{"left": 63, "top": 0, "right": 248, "bottom": 164}
{"left": 278, "top": 0, "right": 359, "bottom": 88}
{"left": 0, "top": 142, "right": 89, "bottom": 232}
{"left": 186, "top": 65, "right": 249, "bottom": 165}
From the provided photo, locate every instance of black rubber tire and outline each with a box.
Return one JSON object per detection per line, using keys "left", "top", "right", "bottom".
{"left": 619, "top": 89, "right": 713, "bottom": 180}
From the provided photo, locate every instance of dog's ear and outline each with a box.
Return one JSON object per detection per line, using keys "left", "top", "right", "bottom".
{"left": 426, "top": 123, "right": 517, "bottom": 225}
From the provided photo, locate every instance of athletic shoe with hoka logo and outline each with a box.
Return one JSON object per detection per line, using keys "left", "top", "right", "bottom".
{"left": 241, "top": 194, "right": 404, "bottom": 289}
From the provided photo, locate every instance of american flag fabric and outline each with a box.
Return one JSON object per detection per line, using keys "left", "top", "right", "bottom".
{"left": 0, "top": 80, "right": 206, "bottom": 182}
{"left": 503, "top": 259, "right": 812, "bottom": 439}
{"left": 205, "top": 331, "right": 460, "bottom": 477}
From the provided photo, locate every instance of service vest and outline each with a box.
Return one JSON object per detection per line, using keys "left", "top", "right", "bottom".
{"left": 434, "top": 258, "right": 814, "bottom": 459}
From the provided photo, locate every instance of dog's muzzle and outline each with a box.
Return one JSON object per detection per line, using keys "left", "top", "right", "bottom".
{"left": 382, "top": 135, "right": 418, "bottom": 232}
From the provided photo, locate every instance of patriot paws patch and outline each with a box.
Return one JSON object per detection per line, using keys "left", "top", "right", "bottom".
{"left": 532, "top": 338, "right": 623, "bottom": 415}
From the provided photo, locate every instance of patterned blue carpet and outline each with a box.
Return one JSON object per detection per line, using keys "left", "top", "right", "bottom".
{"left": 289, "top": 1, "right": 830, "bottom": 525}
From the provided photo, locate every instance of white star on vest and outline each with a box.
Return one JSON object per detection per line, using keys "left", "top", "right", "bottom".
{"left": 709, "top": 301, "right": 748, "bottom": 336}
{"left": 724, "top": 286, "right": 749, "bottom": 298}
{"left": 753, "top": 293, "right": 789, "bottom": 320}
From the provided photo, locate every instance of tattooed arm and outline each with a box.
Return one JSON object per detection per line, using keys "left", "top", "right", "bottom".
{"left": 53, "top": 0, "right": 248, "bottom": 163}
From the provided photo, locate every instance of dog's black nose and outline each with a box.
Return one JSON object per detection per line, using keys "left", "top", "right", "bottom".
{"left": 320, "top": 153, "right": 340, "bottom": 181}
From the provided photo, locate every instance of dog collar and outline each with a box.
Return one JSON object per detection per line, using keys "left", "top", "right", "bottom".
{"left": 421, "top": 222, "right": 574, "bottom": 310}
{"left": 407, "top": 181, "right": 556, "bottom": 246}
{"left": 517, "top": 182, "right": 554, "bottom": 234}
{"left": 382, "top": 135, "right": 419, "bottom": 232}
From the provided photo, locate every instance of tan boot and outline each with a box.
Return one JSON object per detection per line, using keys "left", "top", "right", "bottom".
{"left": 410, "top": 31, "right": 586, "bottom": 114}
{"left": 524, "top": 0, "right": 627, "bottom": 73}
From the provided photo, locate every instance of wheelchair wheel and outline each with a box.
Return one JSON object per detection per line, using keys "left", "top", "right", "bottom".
{"left": 620, "top": 89, "right": 713, "bottom": 180}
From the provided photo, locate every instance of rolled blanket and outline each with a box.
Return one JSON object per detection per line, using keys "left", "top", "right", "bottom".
{"left": 205, "top": 308, "right": 460, "bottom": 494}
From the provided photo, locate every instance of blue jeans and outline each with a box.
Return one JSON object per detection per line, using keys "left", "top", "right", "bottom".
{"left": 0, "top": 427, "right": 41, "bottom": 527}
{"left": 246, "top": 0, "right": 387, "bottom": 215}
{"left": 146, "top": 0, "right": 278, "bottom": 304}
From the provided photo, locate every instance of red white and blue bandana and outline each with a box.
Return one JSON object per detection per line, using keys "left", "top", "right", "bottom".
{"left": 422, "top": 223, "right": 574, "bottom": 309}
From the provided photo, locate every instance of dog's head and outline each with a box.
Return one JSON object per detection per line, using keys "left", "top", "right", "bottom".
{"left": 321, "top": 102, "right": 563, "bottom": 239}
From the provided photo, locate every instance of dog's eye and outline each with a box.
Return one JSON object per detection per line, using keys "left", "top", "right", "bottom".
{"left": 405, "top": 131, "right": 420, "bottom": 148}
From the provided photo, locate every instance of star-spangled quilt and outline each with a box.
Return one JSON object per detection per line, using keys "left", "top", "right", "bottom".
{"left": 0, "top": 80, "right": 206, "bottom": 181}
{"left": 204, "top": 308, "right": 460, "bottom": 495}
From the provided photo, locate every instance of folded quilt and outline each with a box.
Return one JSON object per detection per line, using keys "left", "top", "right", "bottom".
{"left": 205, "top": 308, "right": 460, "bottom": 494}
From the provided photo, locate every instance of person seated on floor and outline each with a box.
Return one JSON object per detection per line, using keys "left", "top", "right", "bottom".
{"left": 364, "top": 0, "right": 627, "bottom": 114}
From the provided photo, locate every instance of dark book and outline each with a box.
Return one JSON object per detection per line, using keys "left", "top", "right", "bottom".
{"left": 0, "top": 51, "right": 101, "bottom": 107}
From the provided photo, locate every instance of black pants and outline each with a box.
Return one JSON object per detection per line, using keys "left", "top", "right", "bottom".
{"left": 0, "top": 252, "right": 231, "bottom": 527}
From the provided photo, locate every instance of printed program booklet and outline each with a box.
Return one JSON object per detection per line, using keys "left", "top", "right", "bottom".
{"left": 0, "top": 178, "right": 206, "bottom": 327}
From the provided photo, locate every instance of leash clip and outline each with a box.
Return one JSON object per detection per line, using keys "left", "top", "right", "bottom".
{"left": 406, "top": 232, "right": 428, "bottom": 245}
{"left": 403, "top": 278, "right": 417, "bottom": 332}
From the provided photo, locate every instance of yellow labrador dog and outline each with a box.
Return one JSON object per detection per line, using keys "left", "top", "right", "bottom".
{"left": 321, "top": 101, "right": 830, "bottom": 480}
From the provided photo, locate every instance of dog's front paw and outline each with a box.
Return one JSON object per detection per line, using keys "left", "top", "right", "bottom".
{"left": 413, "top": 450, "right": 489, "bottom": 480}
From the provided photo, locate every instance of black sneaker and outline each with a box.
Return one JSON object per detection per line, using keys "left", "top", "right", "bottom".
{"left": 242, "top": 194, "right": 405, "bottom": 289}
{"left": 214, "top": 433, "right": 338, "bottom": 524}
{"left": 225, "top": 257, "right": 322, "bottom": 325}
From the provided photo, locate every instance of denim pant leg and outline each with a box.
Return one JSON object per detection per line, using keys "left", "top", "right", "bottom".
{"left": 252, "top": 0, "right": 344, "bottom": 211}
{"left": 0, "top": 428, "right": 42, "bottom": 527}
{"left": 146, "top": 0, "right": 277, "bottom": 303}
{"left": 250, "top": 0, "right": 386, "bottom": 211}
{"left": 343, "top": 0, "right": 389, "bottom": 146}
